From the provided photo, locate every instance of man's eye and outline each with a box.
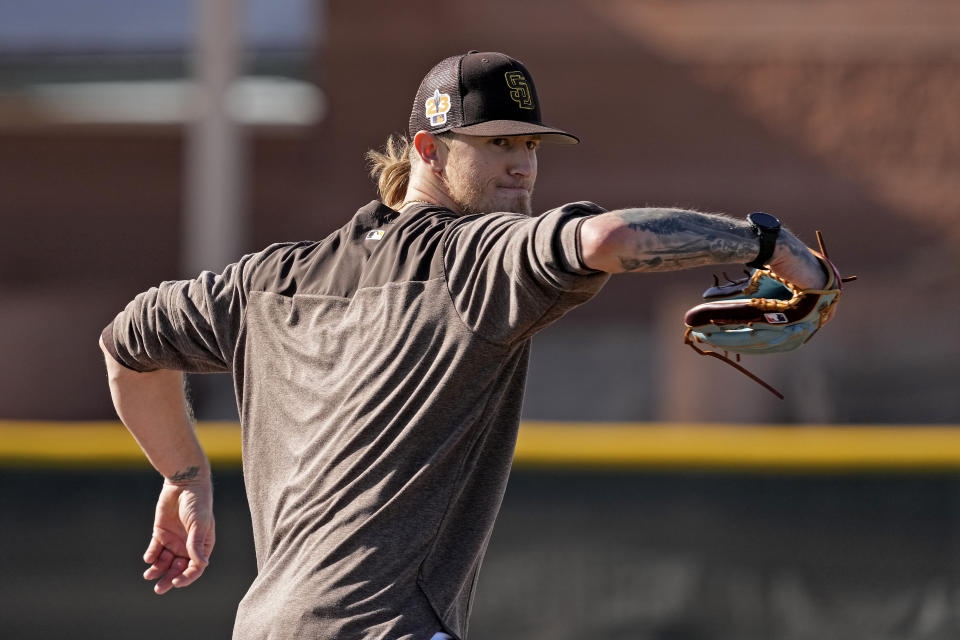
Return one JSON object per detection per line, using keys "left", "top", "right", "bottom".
{"left": 526, "top": 140, "right": 540, "bottom": 150}
{"left": 491, "top": 138, "right": 509, "bottom": 147}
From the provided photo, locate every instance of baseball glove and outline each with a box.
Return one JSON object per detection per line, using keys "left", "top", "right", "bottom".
{"left": 683, "top": 231, "right": 855, "bottom": 399}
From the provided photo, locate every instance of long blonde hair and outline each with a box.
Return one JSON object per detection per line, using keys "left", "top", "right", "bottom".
{"left": 366, "top": 134, "right": 415, "bottom": 209}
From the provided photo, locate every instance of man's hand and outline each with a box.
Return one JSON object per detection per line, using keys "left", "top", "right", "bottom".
{"left": 766, "top": 231, "right": 830, "bottom": 293}
{"left": 143, "top": 470, "right": 215, "bottom": 594}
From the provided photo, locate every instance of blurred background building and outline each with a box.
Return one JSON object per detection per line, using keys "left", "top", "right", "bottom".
{"left": 1, "top": 1, "right": 959, "bottom": 639}
{"left": 1, "top": 0, "right": 957, "bottom": 424}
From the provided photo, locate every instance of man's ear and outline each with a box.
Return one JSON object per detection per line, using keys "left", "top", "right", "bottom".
{"left": 413, "top": 131, "right": 444, "bottom": 170}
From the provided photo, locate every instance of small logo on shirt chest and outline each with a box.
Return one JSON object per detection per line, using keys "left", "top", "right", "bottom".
{"left": 366, "top": 230, "right": 384, "bottom": 240}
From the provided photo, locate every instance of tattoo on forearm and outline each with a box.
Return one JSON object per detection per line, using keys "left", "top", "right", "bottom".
{"left": 615, "top": 208, "right": 758, "bottom": 272}
{"left": 170, "top": 466, "right": 200, "bottom": 482}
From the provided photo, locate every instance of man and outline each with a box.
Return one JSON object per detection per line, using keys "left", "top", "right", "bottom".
{"left": 100, "top": 51, "right": 829, "bottom": 639}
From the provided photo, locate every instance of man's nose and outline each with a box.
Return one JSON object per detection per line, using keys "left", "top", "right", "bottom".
{"left": 508, "top": 150, "right": 535, "bottom": 177}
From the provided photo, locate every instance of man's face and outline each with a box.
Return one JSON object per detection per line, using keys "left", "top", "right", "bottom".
{"left": 439, "top": 133, "right": 540, "bottom": 215}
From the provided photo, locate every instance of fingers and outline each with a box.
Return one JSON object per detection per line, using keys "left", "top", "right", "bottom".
{"left": 153, "top": 555, "right": 190, "bottom": 595}
{"left": 143, "top": 523, "right": 214, "bottom": 594}
{"left": 143, "top": 536, "right": 163, "bottom": 565}
{"left": 170, "top": 558, "right": 207, "bottom": 589}
{"left": 170, "top": 523, "right": 212, "bottom": 589}
{"left": 186, "top": 520, "right": 212, "bottom": 565}
{"left": 143, "top": 536, "right": 194, "bottom": 594}
{"left": 143, "top": 546, "right": 174, "bottom": 581}
{"left": 144, "top": 546, "right": 192, "bottom": 595}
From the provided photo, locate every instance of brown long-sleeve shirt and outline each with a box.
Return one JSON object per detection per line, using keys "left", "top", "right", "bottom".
{"left": 102, "top": 200, "right": 609, "bottom": 639}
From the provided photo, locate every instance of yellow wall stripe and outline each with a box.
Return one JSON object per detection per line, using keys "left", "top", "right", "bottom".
{"left": 516, "top": 421, "right": 960, "bottom": 470}
{"left": 0, "top": 421, "right": 242, "bottom": 469}
{"left": 2, "top": 420, "right": 960, "bottom": 471}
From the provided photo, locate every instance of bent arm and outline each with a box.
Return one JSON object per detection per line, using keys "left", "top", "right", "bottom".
{"left": 579, "top": 208, "right": 827, "bottom": 290}
{"left": 100, "top": 336, "right": 209, "bottom": 481}
{"left": 101, "top": 336, "right": 215, "bottom": 594}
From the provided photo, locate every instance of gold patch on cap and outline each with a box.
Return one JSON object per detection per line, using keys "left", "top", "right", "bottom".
{"left": 425, "top": 89, "right": 451, "bottom": 126}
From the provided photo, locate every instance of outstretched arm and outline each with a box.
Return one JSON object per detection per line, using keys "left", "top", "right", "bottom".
{"left": 100, "top": 337, "right": 215, "bottom": 595}
{"left": 579, "top": 208, "right": 827, "bottom": 290}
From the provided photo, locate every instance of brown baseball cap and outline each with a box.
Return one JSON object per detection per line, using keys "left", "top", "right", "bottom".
{"left": 408, "top": 51, "right": 579, "bottom": 144}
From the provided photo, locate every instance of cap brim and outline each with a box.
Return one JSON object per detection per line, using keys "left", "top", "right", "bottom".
{"left": 449, "top": 119, "right": 579, "bottom": 144}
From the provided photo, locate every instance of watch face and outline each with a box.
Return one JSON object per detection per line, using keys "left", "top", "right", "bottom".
{"left": 748, "top": 211, "right": 780, "bottom": 231}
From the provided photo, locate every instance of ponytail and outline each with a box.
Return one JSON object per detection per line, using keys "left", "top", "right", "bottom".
{"left": 366, "top": 134, "right": 414, "bottom": 209}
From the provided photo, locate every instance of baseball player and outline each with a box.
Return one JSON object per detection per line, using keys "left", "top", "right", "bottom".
{"left": 100, "top": 51, "right": 830, "bottom": 639}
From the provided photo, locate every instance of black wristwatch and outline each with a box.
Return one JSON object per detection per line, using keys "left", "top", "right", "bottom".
{"left": 745, "top": 211, "right": 781, "bottom": 269}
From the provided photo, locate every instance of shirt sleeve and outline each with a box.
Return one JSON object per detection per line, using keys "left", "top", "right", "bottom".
{"left": 443, "top": 201, "right": 610, "bottom": 345}
{"left": 101, "top": 255, "right": 254, "bottom": 373}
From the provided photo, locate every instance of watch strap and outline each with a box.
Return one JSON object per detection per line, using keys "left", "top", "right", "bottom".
{"left": 746, "top": 212, "right": 780, "bottom": 269}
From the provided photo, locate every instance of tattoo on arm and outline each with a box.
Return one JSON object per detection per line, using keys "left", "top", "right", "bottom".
{"left": 170, "top": 466, "right": 200, "bottom": 482}
{"left": 614, "top": 208, "right": 758, "bottom": 272}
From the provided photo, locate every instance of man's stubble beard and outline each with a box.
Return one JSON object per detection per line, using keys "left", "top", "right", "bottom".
{"left": 442, "top": 172, "right": 533, "bottom": 216}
